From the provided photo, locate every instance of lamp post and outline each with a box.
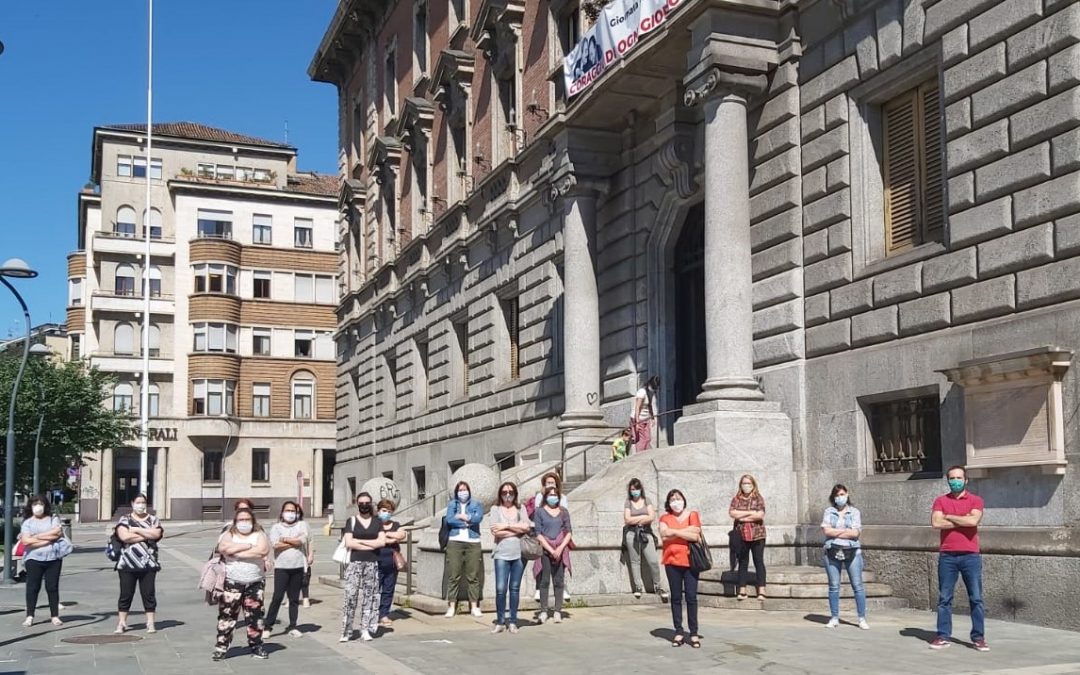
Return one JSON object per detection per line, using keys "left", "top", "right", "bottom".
{"left": 219, "top": 414, "right": 238, "bottom": 521}
{"left": 29, "top": 343, "right": 51, "bottom": 498}
{"left": 1, "top": 258, "right": 39, "bottom": 585}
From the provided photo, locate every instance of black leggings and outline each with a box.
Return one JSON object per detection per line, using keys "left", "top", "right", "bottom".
{"left": 25, "top": 559, "right": 62, "bottom": 618}
{"left": 736, "top": 538, "right": 767, "bottom": 589}
{"left": 118, "top": 568, "right": 158, "bottom": 612}
{"left": 265, "top": 567, "right": 305, "bottom": 629}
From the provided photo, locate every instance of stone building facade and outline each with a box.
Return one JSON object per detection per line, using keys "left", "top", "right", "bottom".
{"left": 313, "top": 0, "right": 1080, "bottom": 628}
{"left": 66, "top": 123, "right": 339, "bottom": 521}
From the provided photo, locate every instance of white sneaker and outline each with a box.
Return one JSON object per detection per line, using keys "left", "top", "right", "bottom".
{"left": 491, "top": 624, "right": 505, "bottom": 634}
{"left": 22, "top": 616, "right": 33, "bottom": 628}
{"left": 858, "top": 618, "right": 871, "bottom": 630}
{"left": 288, "top": 628, "right": 302, "bottom": 638}
{"left": 50, "top": 617, "right": 63, "bottom": 626}
{"left": 339, "top": 634, "right": 350, "bottom": 643}
{"left": 533, "top": 590, "right": 540, "bottom": 601}
{"left": 444, "top": 606, "right": 456, "bottom": 618}
{"left": 470, "top": 607, "right": 483, "bottom": 618}
{"left": 826, "top": 617, "right": 840, "bottom": 628}
{"left": 360, "top": 630, "right": 373, "bottom": 642}
{"left": 261, "top": 629, "right": 271, "bottom": 640}
{"left": 563, "top": 590, "right": 571, "bottom": 601}
{"left": 553, "top": 611, "right": 563, "bottom": 624}
{"left": 633, "top": 591, "right": 642, "bottom": 598}
{"left": 302, "top": 598, "right": 311, "bottom": 608}
{"left": 537, "top": 612, "right": 548, "bottom": 624}
{"left": 508, "top": 623, "right": 519, "bottom": 634}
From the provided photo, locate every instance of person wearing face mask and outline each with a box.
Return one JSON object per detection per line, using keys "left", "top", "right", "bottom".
{"left": 376, "top": 500, "right": 407, "bottom": 629}
{"left": 489, "top": 482, "right": 531, "bottom": 633}
{"left": 623, "top": 478, "right": 666, "bottom": 600}
{"left": 821, "top": 485, "right": 868, "bottom": 630}
{"left": 221, "top": 499, "right": 255, "bottom": 533}
{"left": 444, "top": 481, "right": 485, "bottom": 618}
{"left": 114, "top": 493, "right": 164, "bottom": 634}
{"left": 19, "top": 496, "right": 65, "bottom": 627}
{"left": 533, "top": 485, "right": 573, "bottom": 624}
{"left": 930, "top": 466, "right": 988, "bottom": 652}
{"left": 530, "top": 472, "right": 570, "bottom": 602}
{"left": 213, "top": 509, "right": 270, "bottom": 660}
{"left": 264, "top": 501, "right": 312, "bottom": 638}
{"left": 341, "top": 492, "right": 387, "bottom": 641}
{"left": 728, "top": 474, "right": 767, "bottom": 600}
{"left": 659, "top": 489, "right": 702, "bottom": 648}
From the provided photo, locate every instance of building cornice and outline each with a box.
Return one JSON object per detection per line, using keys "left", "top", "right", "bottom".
{"left": 167, "top": 179, "right": 338, "bottom": 205}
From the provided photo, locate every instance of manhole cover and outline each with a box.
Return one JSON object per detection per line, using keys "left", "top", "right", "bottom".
{"left": 62, "top": 634, "right": 143, "bottom": 645}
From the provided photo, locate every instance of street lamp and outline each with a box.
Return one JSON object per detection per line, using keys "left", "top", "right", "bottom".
{"left": 1, "top": 257, "right": 39, "bottom": 585}
{"left": 29, "top": 343, "right": 51, "bottom": 498}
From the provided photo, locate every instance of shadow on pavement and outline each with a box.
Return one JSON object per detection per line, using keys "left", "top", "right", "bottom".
{"left": 803, "top": 613, "right": 830, "bottom": 625}
{"left": 649, "top": 627, "right": 679, "bottom": 643}
{"left": 900, "top": 627, "right": 940, "bottom": 644}
{"left": 0, "top": 611, "right": 112, "bottom": 648}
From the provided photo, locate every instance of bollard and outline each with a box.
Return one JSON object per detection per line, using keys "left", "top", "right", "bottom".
{"left": 60, "top": 518, "right": 72, "bottom": 540}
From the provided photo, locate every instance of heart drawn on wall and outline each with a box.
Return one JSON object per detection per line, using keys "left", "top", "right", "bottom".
{"left": 586, "top": 392, "right": 598, "bottom": 405}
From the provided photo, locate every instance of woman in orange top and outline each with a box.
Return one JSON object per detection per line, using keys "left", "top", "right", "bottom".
{"left": 658, "top": 489, "right": 702, "bottom": 648}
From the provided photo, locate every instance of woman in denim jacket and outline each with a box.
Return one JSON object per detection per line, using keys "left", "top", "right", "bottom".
{"left": 821, "top": 484, "right": 869, "bottom": 630}
{"left": 444, "top": 480, "right": 486, "bottom": 618}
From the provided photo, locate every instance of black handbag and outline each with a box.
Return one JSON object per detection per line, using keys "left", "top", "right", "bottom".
{"left": 438, "top": 515, "right": 450, "bottom": 551}
{"left": 689, "top": 532, "right": 713, "bottom": 572}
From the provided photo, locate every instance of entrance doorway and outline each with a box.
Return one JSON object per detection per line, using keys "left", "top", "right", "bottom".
{"left": 321, "top": 449, "right": 336, "bottom": 516}
{"left": 672, "top": 204, "right": 707, "bottom": 422}
{"left": 113, "top": 450, "right": 155, "bottom": 513}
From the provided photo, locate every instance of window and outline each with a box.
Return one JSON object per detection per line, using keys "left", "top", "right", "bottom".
{"left": 412, "top": 466, "right": 427, "bottom": 500}
{"left": 193, "top": 322, "right": 237, "bottom": 353}
{"left": 412, "top": 131, "right": 429, "bottom": 233}
{"left": 146, "top": 323, "right": 161, "bottom": 357}
{"left": 449, "top": 122, "right": 467, "bottom": 204}
{"left": 197, "top": 209, "right": 233, "bottom": 239}
{"left": 215, "top": 165, "right": 235, "bottom": 181}
{"left": 70, "top": 334, "right": 81, "bottom": 360}
{"left": 558, "top": 7, "right": 581, "bottom": 56}
{"left": 292, "top": 375, "right": 314, "bottom": 419}
{"left": 203, "top": 451, "right": 223, "bottom": 482}
{"left": 133, "top": 157, "right": 147, "bottom": 178}
{"left": 414, "top": 1, "right": 429, "bottom": 74}
{"left": 252, "top": 382, "right": 271, "bottom": 417}
{"left": 414, "top": 338, "right": 430, "bottom": 406}
{"left": 147, "top": 382, "right": 160, "bottom": 417}
{"left": 453, "top": 320, "right": 469, "bottom": 396}
{"left": 294, "top": 218, "right": 313, "bottom": 248}
{"left": 197, "top": 163, "right": 215, "bottom": 179}
{"left": 253, "top": 271, "right": 272, "bottom": 299}
{"left": 193, "top": 264, "right": 237, "bottom": 294}
{"left": 294, "top": 330, "right": 313, "bottom": 358}
{"left": 882, "top": 80, "right": 944, "bottom": 255}
{"left": 252, "top": 449, "right": 270, "bottom": 483}
{"left": 117, "top": 155, "right": 132, "bottom": 177}
{"left": 235, "top": 166, "right": 252, "bottom": 182}
{"left": 450, "top": 0, "right": 466, "bottom": 28}
{"left": 252, "top": 328, "right": 271, "bottom": 355}
{"left": 145, "top": 208, "right": 163, "bottom": 239}
{"left": 115, "top": 264, "right": 136, "bottom": 296}
{"left": 116, "top": 206, "right": 136, "bottom": 236}
{"left": 316, "top": 276, "right": 334, "bottom": 304}
{"left": 68, "top": 278, "right": 83, "bottom": 306}
{"left": 113, "top": 382, "right": 134, "bottom": 412}
{"left": 384, "top": 353, "right": 398, "bottom": 421}
{"left": 150, "top": 158, "right": 162, "bottom": 180}
{"left": 252, "top": 214, "right": 272, "bottom": 245}
{"left": 496, "top": 70, "right": 519, "bottom": 161}
{"left": 866, "top": 394, "right": 942, "bottom": 475}
{"left": 192, "top": 379, "right": 235, "bottom": 416}
{"left": 382, "top": 470, "right": 394, "bottom": 481}
{"left": 448, "top": 459, "right": 465, "bottom": 480}
{"left": 114, "top": 322, "right": 135, "bottom": 355}
{"left": 148, "top": 265, "right": 162, "bottom": 297}
{"left": 501, "top": 297, "right": 520, "bottom": 380}
{"left": 293, "top": 274, "right": 335, "bottom": 303}
{"left": 252, "top": 168, "right": 272, "bottom": 183}
{"left": 495, "top": 452, "right": 516, "bottom": 472}
{"left": 385, "top": 47, "right": 397, "bottom": 119}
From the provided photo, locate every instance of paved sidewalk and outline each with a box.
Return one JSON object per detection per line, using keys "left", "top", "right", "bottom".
{"left": 2, "top": 524, "right": 1080, "bottom": 674}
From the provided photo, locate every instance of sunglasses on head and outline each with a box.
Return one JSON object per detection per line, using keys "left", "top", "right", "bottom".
{"left": 500, "top": 490, "right": 514, "bottom": 495}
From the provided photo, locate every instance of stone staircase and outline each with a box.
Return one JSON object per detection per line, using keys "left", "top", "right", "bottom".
{"left": 696, "top": 565, "right": 907, "bottom": 611}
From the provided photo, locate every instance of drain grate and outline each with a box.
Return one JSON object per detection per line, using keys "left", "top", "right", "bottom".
{"left": 62, "top": 634, "right": 143, "bottom": 645}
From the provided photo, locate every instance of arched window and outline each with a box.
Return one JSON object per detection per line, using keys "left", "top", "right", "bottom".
{"left": 113, "top": 382, "right": 134, "bottom": 412}
{"left": 115, "top": 263, "right": 136, "bottom": 296}
{"left": 114, "top": 322, "right": 134, "bottom": 355}
{"left": 116, "top": 206, "right": 136, "bottom": 236}
{"left": 148, "top": 265, "right": 162, "bottom": 297}
{"left": 147, "top": 382, "right": 160, "bottom": 417}
{"left": 144, "top": 208, "right": 163, "bottom": 239}
{"left": 147, "top": 323, "right": 161, "bottom": 357}
{"left": 291, "top": 371, "right": 315, "bottom": 419}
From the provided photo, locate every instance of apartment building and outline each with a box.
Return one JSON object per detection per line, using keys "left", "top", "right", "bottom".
{"left": 66, "top": 122, "right": 339, "bottom": 521}
{"left": 313, "top": 0, "right": 1080, "bottom": 628}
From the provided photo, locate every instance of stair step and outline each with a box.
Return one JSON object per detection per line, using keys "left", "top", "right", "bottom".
{"left": 700, "top": 565, "right": 878, "bottom": 585}
{"left": 698, "top": 579, "right": 894, "bottom": 599}
{"left": 699, "top": 596, "right": 908, "bottom": 611}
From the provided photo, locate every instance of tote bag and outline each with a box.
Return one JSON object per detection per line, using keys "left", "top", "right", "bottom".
{"left": 332, "top": 517, "right": 354, "bottom": 565}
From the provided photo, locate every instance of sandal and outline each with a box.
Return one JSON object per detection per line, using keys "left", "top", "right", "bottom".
{"left": 689, "top": 635, "right": 701, "bottom": 649}
{"left": 737, "top": 593, "right": 748, "bottom": 600}
{"left": 672, "top": 634, "right": 685, "bottom": 647}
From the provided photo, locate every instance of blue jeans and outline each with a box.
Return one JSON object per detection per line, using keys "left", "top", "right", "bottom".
{"left": 824, "top": 548, "right": 866, "bottom": 619}
{"left": 378, "top": 561, "right": 398, "bottom": 620}
{"left": 937, "top": 552, "right": 984, "bottom": 641}
{"left": 493, "top": 557, "right": 525, "bottom": 624}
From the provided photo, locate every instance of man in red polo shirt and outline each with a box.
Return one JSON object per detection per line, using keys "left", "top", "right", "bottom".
{"left": 930, "top": 465, "right": 987, "bottom": 652}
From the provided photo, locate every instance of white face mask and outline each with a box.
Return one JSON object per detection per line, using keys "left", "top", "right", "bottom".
{"left": 741, "top": 484, "right": 754, "bottom": 495}
{"left": 282, "top": 512, "right": 297, "bottom": 523}
{"left": 32, "top": 504, "right": 45, "bottom": 517}
{"left": 669, "top": 500, "right": 685, "bottom": 514}
{"left": 133, "top": 503, "right": 147, "bottom": 515}
{"left": 236, "top": 521, "right": 254, "bottom": 534}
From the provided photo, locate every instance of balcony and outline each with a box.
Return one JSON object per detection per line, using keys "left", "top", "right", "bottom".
{"left": 91, "top": 290, "right": 175, "bottom": 315}
{"left": 189, "top": 235, "right": 242, "bottom": 265}
{"left": 92, "top": 231, "right": 175, "bottom": 258}
{"left": 90, "top": 352, "right": 174, "bottom": 375}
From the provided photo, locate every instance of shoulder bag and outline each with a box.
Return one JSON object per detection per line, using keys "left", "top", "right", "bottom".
{"left": 688, "top": 531, "right": 713, "bottom": 573}
{"left": 438, "top": 514, "right": 450, "bottom": 551}
{"left": 332, "top": 517, "right": 353, "bottom": 565}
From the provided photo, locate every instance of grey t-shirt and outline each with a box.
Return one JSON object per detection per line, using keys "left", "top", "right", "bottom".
{"left": 269, "top": 521, "right": 311, "bottom": 569}
{"left": 533, "top": 505, "right": 572, "bottom": 542}
{"left": 489, "top": 505, "right": 530, "bottom": 561}
{"left": 625, "top": 498, "right": 651, "bottom": 519}
{"left": 20, "top": 515, "right": 62, "bottom": 562}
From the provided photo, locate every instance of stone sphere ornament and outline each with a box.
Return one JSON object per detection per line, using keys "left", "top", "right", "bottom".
{"left": 360, "top": 476, "right": 401, "bottom": 508}
{"left": 449, "top": 462, "right": 500, "bottom": 507}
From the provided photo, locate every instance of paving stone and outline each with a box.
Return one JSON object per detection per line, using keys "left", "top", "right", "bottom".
{"left": 976, "top": 222, "right": 1055, "bottom": 276}
{"left": 899, "top": 292, "right": 952, "bottom": 335}
{"left": 952, "top": 275, "right": 1017, "bottom": 323}
{"left": 923, "top": 247, "right": 979, "bottom": 292}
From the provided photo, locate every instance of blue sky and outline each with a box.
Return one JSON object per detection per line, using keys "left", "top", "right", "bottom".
{"left": 0, "top": 0, "right": 339, "bottom": 337}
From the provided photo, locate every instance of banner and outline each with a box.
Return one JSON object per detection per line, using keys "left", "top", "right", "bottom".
{"left": 563, "top": 0, "right": 687, "bottom": 99}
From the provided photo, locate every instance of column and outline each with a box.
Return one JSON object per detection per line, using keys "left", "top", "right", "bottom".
{"left": 155, "top": 447, "right": 168, "bottom": 519}
{"left": 685, "top": 67, "right": 767, "bottom": 402}
{"left": 100, "top": 447, "right": 114, "bottom": 520}
{"left": 313, "top": 447, "right": 325, "bottom": 518}
{"left": 557, "top": 178, "right": 604, "bottom": 429}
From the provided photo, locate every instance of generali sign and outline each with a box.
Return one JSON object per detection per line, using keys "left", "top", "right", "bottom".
{"left": 563, "top": 0, "right": 687, "bottom": 98}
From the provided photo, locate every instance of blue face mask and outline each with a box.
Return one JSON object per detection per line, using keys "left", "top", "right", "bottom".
{"left": 948, "top": 478, "right": 966, "bottom": 494}
{"left": 834, "top": 495, "right": 848, "bottom": 508}
{"left": 457, "top": 491, "right": 470, "bottom": 502}
{"left": 378, "top": 511, "right": 392, "bottom": 522}
{"left": 546, "top": 495, "right": 560, "bottom": 507}
{"left": 630, "top": 489, "right": 642, "bottom": 499}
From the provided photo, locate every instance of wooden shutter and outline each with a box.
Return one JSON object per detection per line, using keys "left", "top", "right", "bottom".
{"left": 883, "top": 90, "right": 921, "bottom": 253}
{"left": 506, "top": 298, "right": 520, "bottom": 380}
{"left": 920, "top": 80, "right": 945, "bottom": 242}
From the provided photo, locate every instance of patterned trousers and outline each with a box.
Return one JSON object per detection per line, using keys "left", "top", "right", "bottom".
{"left": 215, "top": 579, "right": 265, "bottom": 653}
{"left": 341, "top": 560, "right": 380, "bottom": 638}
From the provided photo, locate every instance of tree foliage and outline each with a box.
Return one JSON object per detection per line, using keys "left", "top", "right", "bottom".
{"left": 0, "top": 356, "right": 134, "bottom": 496}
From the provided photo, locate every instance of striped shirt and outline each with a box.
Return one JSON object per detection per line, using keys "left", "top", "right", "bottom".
{"left": 115, "top": 514, "right": 162, "bottom": 571}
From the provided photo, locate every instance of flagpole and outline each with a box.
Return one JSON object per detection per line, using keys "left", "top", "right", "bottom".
{"left": 139, "top": 0, "right": 153, "bottom": 497}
